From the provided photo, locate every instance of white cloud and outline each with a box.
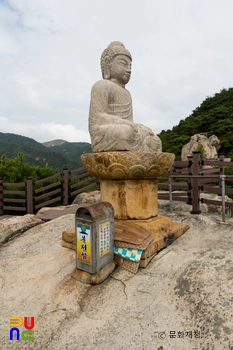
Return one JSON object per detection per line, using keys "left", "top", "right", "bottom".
{"left": 0, "top": 116, "right": 90, "bottom": 143}
{"left": 40, "top": 122, "right": 91, "bottom": 143}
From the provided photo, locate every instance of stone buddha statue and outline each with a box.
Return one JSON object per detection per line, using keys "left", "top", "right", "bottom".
{"left": 89, "top": 41, "right": 162, "bottom": 153}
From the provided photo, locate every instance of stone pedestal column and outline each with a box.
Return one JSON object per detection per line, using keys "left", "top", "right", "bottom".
{"left": 64, "top": 151, "right": 190, "bottom": 273}
{"left": 81, "top": 151, "right": 175, "bottom": 220}
{"left": 101, "top": 179, "right": 158, "bottom": 219}
{"left": 81, "top": 152, "right": 175, "bottom": 220}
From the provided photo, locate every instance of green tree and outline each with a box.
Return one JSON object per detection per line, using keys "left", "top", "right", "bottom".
{"left": 0, "top": 153, "right": 58, "bottom": 182}
{"left": 158, "top": 87, "right": 233, "bottom": 159}
{"left": 193, "top": 144, "right": 207, "bottom": 161}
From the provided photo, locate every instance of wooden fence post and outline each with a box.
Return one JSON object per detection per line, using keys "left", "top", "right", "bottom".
{"left": 219, "top": 153, "right": 225, "bottom": 162}
{"left": 0, "top": 178, "right": 3, "bottom": 215}
{"left": 191, "top": 152, "right": 201, "bottom": 214}
{"left": 219, "top": 153, "right": 225, "bottom": 176}
{"left": 26, "top": 178, "right": 34, "bottom": 214}
{"left": 62, "top": 168, "right": 69, "bottom": 205}
{"left": 187, "top": 156, "right": 193, "bottom": 205}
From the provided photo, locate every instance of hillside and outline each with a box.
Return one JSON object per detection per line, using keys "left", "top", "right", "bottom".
{"left": 43, "top": 141, "right": 92, "bottom": 166}
{"left": 0, "top": 133, "right": 91, "bottom": 170}
{"left": 42, "top": 139, "right": 67, "bottom": 147}
{"left": 158, "top": 87, "right": 233, "bottom": 160}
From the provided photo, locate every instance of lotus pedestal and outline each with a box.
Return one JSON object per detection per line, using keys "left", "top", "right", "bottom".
{"left": 81, "top": 152, "right": 189, "bottom": 271}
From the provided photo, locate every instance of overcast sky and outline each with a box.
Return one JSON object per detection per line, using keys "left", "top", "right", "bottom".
{"left": 1, "top": 0, "right": 233, "bottom": 144}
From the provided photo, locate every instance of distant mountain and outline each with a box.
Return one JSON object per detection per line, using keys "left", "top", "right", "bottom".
{"left": 42, "top": 139, "right": 68, "bottom": 147}
{"left": 43, "top": 140, "right": 92, "bottom": 167}
{"left": 0, "top": 133, "right": 92, "bottom": 170}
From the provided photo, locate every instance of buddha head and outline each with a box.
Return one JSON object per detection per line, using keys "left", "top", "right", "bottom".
{"left": 101, "top": 42, "right": 132, "bottom": 83}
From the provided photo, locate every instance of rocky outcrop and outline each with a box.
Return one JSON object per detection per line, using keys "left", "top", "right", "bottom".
{"left": 0, "top": 214, "right": 43, "bottom": 246}
{"left": 181, "top": 134, "right": 220, "bottom": 160}
{"left": 72, "top": 190, "right": 100, "bottom": 205}
{"left": 1, "top": 210, "right": 233, "bottom": 349}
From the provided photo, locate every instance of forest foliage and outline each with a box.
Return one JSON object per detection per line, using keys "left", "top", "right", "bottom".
{"left": 0, "top": 153, "right": 58, "bottom": 182}
{"left": 158, "top": 87, "right": 233, "bottom": 160}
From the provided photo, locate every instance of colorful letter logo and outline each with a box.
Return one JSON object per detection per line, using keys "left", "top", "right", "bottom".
{"left": 9, "top": 316, "right": 34, "bottom": 341}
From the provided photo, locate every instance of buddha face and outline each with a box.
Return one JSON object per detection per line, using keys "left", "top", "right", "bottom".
{"left": 110, "top": 54, "right": 132, "bottom": 87}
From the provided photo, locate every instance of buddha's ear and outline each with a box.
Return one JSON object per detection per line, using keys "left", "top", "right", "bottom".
{"left": 103, "top": 65, "right": 111, "bottom": 80}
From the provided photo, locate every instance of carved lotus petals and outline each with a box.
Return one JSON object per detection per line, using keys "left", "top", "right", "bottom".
{"left": 128, "top": 165, "right": 146, "bottom": 178}
{"left": 108, "top": 163, "right": 129, "bottom": 178}
{"left": 147, "top": 164, "right": 161, "bottom": 177}
{"left": 81, "top": 152, "right": 175, "bottom": 180}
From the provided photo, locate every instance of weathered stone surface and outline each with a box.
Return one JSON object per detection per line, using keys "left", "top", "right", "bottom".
{"left": 1, "top": 211, "right": 233, "bottom": 349}
{"left": 89, "top": 41, "right": 162, "bottom": 153}
{"left": 72, "top": 261, "right": 116, "bottom": 285}
{"left": 62, "top": 227, "right": 75, "bottom": 243}
{"left": 101, "top": 179, "right": 158, "bottom": 219}
{"left": 181, "top": 133, "right": 220, "bottom": 160}
{"left": 135, "top": 216, "right": 189, "bottom": 259}
{"left": 114, "top": 220, "right": 152, "bottom": 247}
{"left": 113, "top": 216, "right": 189, "bottom": 270}
{"left": 61, "top": 240, "right": 75, "bottom": 250}
{"left": 0, "top": 214, "right": 44, "bottom": 246}
{"left": 36, "top": 204, "right": 79, "bottom": 221}
{"left": 37, "top": 204, "right": 78, "bottom": 215}
{"left": 72, "top": 190, "right": 101, "bottom": 205}
{"left": 62, "top": 227, "right": 76, "bottom": 249}
{"left": 81, "top": 151, "right": 175, "bottom": 180}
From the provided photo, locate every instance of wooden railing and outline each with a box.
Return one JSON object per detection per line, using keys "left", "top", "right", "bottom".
{"left": 0, "top": 167, "right": 99, "bottom": 215}
{"left": 1, "top": 153, "right": 233, "bottom": 217}
{"left": 158, "top": 152, "right": 233, "bottom": 217}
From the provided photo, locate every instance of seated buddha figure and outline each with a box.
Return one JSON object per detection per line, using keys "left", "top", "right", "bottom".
{"left": 88, "top": 41, "right": 162, "bottom": 153}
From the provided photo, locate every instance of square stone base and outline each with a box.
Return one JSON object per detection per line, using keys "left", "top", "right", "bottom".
{"left": 114, "top": 216, "right": 189, "bottom": 271}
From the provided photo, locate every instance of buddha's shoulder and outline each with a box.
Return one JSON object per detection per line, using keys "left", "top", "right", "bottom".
{"left": 91, "top": 79, "right": 115, "bottom": 90}
{"left": 91, "top": 80, "right": 130, "bottom": 95}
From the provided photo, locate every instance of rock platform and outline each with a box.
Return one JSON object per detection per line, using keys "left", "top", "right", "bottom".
{"left": 1, "top": 208, "right": 233, "bottom": 349}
